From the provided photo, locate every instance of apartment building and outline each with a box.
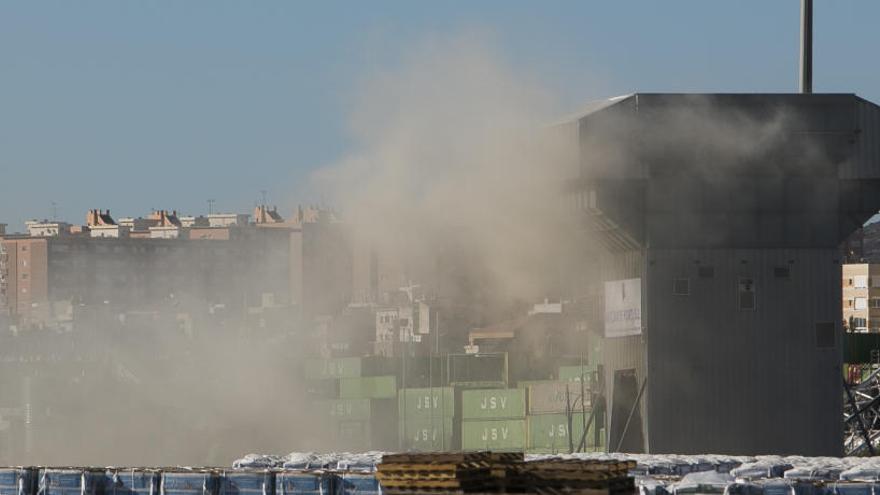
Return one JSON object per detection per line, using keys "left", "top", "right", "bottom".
{"left": 843, "top": 263, "right": 880, "bottom": 332}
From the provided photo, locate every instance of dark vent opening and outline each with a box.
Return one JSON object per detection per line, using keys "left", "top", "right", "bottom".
{"left": 673, "top": 278, "right": 690, "bottom": 296}
{"left": 698, "top": 266, "right": 715, "bottom": 278}
{"left": 815, "top": 322, "right": 835, "bottom": 348}
{"left": 738, "top": 278, "right": 755, "bottom": 310}
{"left": 774, "top": 266, "right": 791, "bottom": 278}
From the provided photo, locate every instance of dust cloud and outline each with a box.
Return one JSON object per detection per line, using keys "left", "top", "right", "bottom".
{"left": 313, "top": 34, "right": 584, "bottom": 315}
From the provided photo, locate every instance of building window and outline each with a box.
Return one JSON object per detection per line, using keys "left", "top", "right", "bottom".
{"left": 738, "top": 278, "right": 756, "bottom": 310}
{"left": 673, "top": 278, "right": 690, "bottom": 296}
{"left": 21, "top": 273, "right": 27, "bottom": 280}
{"left": 856, "top": 297, "right": 868, "bottom": 310}
{"left": 853, "top": 317, "right": 868, "bottom": 331}
{"left": 855, "top": 275, "right": 869, "bottom": 289}
{"left": 871, "top": 298, "right": 880, "bottom": 309}
{"left": 698, "top": 266, "right": 714, "bottom": 278}
{"left": 773, "top": 266, "right": 790, "bottom": 279}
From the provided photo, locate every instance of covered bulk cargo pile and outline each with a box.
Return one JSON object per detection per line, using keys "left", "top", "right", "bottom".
{"left": 461, "top": 388, "right": 526, "bottom": 452}
{"left": 398, "top": 387, "right": 455, "bottom": 451}
{"left": 0, "top": 468, "right": 36, "bottom": 495}
{"left": 102, "top": 469, "right": 161, "bottom": 495}
{"left": 334, "top": 472, "right": 381, "bottom": 495}
{"left": 38, "top": 469, "right": 104, "bottom": 495}
{"left": 218, "top": 470, "right": 274, "bottom": 495}
{"left": 276, "top": 471, "right": 332, "bottom": 495}
{"left": 161, "top": 470, "right": 219, "bottom": 495}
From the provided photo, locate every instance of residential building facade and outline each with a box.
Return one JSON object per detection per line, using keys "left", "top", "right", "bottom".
{"left": 843, "top": 263, "right": 880, "bottom": 332}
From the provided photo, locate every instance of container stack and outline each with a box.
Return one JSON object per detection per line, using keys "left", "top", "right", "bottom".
{"left": 557, "top": 364, "right": 597, "bottom": 383}
{"left": 525, "top": 380, "right": 596, "bottom": 454}
{"left": 460, "top": 389, "right": 527, "bottom": 452}
{"left": 305, "top": 357, "right": 399, "bottom": 451}
{"left": 398, "top": 387, "right": 455, "bottom": 451}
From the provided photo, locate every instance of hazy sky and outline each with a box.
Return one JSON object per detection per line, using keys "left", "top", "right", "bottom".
{"left": 1, "top": 1, "right": 879, "bottom": 231}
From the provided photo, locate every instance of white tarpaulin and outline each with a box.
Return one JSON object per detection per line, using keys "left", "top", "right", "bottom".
{"left": 605, "top": 278, "right": 642, "bottom": 338}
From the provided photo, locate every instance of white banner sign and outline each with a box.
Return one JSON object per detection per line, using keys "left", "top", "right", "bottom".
{"left": 605, "top": 278, "right": 642, "bottom": 338}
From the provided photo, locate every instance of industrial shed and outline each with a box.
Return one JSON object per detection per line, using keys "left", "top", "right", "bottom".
{"left": 567, "top": 93, "right": 880, "bottom": 456}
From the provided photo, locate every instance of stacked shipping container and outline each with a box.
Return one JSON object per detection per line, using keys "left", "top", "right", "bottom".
{"left": 302, "top": 354, "right": 604, "bottom": 453}
{"left": 398, "top": 387, "right": 455, "bottom": 451}
{"left": 460, "top": 389, "right": 527, "bottom": 451}
{"left": 305, "top": 358, "right": 398, "bottom": 451}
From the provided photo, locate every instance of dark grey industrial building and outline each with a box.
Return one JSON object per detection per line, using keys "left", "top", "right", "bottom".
{"left": 566, "top": 93, "right": 880, "bottom": 455}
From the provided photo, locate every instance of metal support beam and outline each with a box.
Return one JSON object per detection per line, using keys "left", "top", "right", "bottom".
{"left": 844, "top": 379, "right": 875, "bottom": 455}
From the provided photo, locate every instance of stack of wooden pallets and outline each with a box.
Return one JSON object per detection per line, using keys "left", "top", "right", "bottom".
{"left": 376, "top": 453, "right": 634, "bottom": 495}
{"left": 376, "top": 453, "right": 501, "bottom": 494}
{"left": 502, "top": 458, "right": 637, "bottom": 495}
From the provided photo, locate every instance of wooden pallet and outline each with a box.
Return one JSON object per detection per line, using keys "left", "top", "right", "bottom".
{"left": 377, "top": 453, "right": 635, "bottom": 495}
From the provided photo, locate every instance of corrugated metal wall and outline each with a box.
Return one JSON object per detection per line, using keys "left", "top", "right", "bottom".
{"left": 645, "top": 248, "right": 842, "bottom": 455}
{"left": 842, "top": 98, "right": 880, "bottom": 180}
{"left": 598, "top": 249, "right": 648, "bottom": 452}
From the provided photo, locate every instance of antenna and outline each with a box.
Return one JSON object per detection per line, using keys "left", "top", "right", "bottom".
{"left": 207, "top": 199, "right": 216, "bottom": 215}
{"left": 51, "top": 202, "right": 58, "bottom": 221}
{"left": 260, "top": 190, "right": 268, "bottom": 205}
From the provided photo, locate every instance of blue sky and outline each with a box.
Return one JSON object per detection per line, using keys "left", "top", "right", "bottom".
{"left": 1, "top": 1, "right": 879, "bottom": 231}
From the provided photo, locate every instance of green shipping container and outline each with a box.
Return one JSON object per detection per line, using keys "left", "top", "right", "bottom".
{"left": 527, "top": 413, "right": 587, "bottom": 453}
{"left": 558, "top": 364, "right": 597, "bottom": 383}
{"left": 337, "top": 420, "right": 371, "bottom": 451}
{"left": 317, "top": 398, "right": 373, "bottom": 421}
{"left": 461, "top": 389, "right": 525, "bottom": 419}
{"left": 398, "top": 418, "right": 455, "bottom": 451}
{"left": 527, "top": 381, "right": 591, "bottom": 415}
{"left": 399, "top": 387, "right": 455, "bottom": 420}
{"left": 516, "top": 380, "right": 557, "bottom": 389}
{"left": 339, "top": 375, "right": 398, "bottom": 399}
{"left": 461, "top": 419, "right": 526, "bottom": 451}
{"left": 305, "top": 357, "right": 362, "bottom": 379}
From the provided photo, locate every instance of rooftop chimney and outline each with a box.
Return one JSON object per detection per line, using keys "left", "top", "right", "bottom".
{"left": 800, "top": 0, "right": 813, "bottom": 93}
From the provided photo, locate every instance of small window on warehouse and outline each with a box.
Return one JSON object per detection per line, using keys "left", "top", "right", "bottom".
{"left": 738, "top": 278, "right": 756, "bottom": 310}
{"left": 773, "top": 266, "right": 790, "bottom": 279}
{"left": 673, "top": 278, "right": 690, "bottom": 296}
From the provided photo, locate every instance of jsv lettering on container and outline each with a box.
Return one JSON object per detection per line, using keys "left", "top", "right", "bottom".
{"left": 414, "top": 428, "right": 439, "bottom": 442}
{"left": 548, "top": 424, "right": 568, "bottom": 438}
{"left": 480, "top": 396, "right": 508, "bottom": 410}
{"left": 481, "top": 427, "right": 510, "bottom": 441}
{"left": 324, "top": 361, "right": 345, "bottom": 378}
{"left": 417, "top": 396, "right": 440, "bottom": 410}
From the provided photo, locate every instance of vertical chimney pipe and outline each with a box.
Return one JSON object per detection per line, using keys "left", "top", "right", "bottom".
{"left": 800, "top": 0, "right": 813, "bottom": 93}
